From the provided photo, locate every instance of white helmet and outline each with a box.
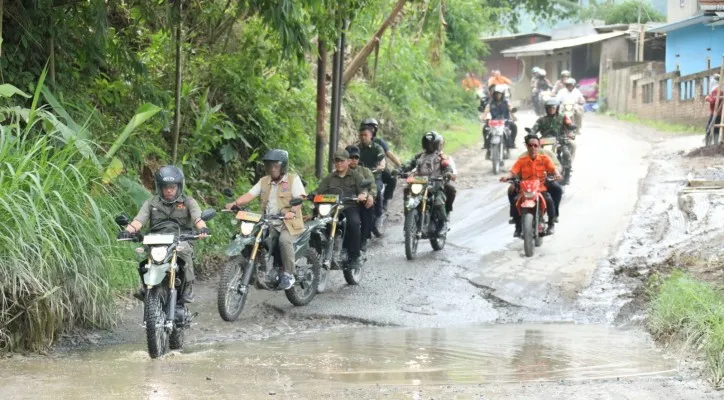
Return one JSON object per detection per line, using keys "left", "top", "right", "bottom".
{"left": 565, "top": 78, "right": 576, "bottom": 85}
{"left": 539, "top": 69, "right": 547, "bottom": 76}
{"left": 494, "top": 84, "right": 507, "bottom": 94}
{"left": 561, "top": 70, "right": 571, "bottom": 77}
{"left": 531, "top": 66, "right": 540, "bottom": 74}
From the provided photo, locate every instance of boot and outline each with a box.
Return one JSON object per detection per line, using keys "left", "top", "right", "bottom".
{"left": 546, "top": 223, "right": 555, "bottom": 235}
{"left": 513, "top": 219, "right": 522, "bottom": 238}
{"left": 181, "top": 282, "right": 195, "bottom": 303}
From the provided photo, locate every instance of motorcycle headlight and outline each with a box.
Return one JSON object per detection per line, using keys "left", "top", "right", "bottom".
{"left": 150, "top": 246, "right": 169, "bottom": 263}
{"left": 318, "top": 204, "right": 333, "bottom": 217}
{"left": 240, "top": 221, "right": 255, "bottom": 236}
{"left": 410, "top": 184, "right": 423, "bottom": 195}
{"left": 524, "top": 191, "right": 535, "bottom": 199}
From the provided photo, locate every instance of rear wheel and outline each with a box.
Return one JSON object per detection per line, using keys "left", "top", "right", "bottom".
{"left": 285, "top": 249, "right": 321, "bottom": 306}
{"left": 404, "top": 210, "right": 421, "bottom": 260}
{"left": 522, "top": 212, "right": 535, "bottom": 257}
{"left": 144, "top": 287, "right": 169, "bottom": 359}
{"left": 217, "top": 257, "right": 249, "bottom": 322}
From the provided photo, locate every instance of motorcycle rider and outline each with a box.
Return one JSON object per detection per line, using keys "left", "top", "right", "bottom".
{"left": 345, "top": 144, "right": 377, "bottom": 252}
{"left": 482, "top": 84, "right": 518, "bottom": 157}
{"left": 488, "top": 70, "right": 512, "bottom": 92}
{"left": 314, "top": 150, "right": 373, "bottom": 269}
{"left": 536, "top": 69, "right": 553, "bottom": 92}
{"left": 358, "top": 124, "right": 387, "bottom": 235}
{"left": 119, "top": 165, "right": 210, "bottom": 303}
{"left": 553, "top": 70, "right": 571, "bottom": 95}
{"left": 224, "top": 149, "right": 306, "bottom": 290}
{"left": 500, "top": 134, "right": 563, "bottom": 237}
{"left": 438, "top": 135, "right": 458, "bottom": 219}
{"left": 556, "top": 78, "right": 586, "bottom": 131}
{"left": 530, "top": 67, "right": 541, "bottom": 114}
{"left": 359, "top": 118, "right": 402, "bottom": 212}
{"left": 398, "top": 131, "right": 456, "bottom": 227}
{"left": 531, "top": 98, "right": 576, "bottom": 188}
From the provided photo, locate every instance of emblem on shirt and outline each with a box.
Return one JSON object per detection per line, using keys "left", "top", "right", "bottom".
{"left": 176, "top": 203, "right": 185, "bottom": 209}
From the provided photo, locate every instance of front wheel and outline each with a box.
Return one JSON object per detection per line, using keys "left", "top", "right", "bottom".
{"left": 522, "top": 212, "right": 535, "bottom": 257}
{"left": 343, "top": 261, "right": 363, "bottom": 285}
{"left": 217, "top": 256, "right": 249, "bottom": 322}
{"left": 144, "top": 287, "right": 169, "bottom": 359}
{"left": 430, "top": 233, "right": 446, "bottom": 251}
{"left": 491, "top": 143, "right": 501, "bottom": 174}
{"left": 285, "top": 249, "right": 321, "bottom": 306}
{"left": 404, "top": 209, "right": 421, "bottom": 260}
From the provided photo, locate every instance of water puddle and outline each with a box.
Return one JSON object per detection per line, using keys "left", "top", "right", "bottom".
{"left": 0, "top": 324, "right": 675, "bottom": 398}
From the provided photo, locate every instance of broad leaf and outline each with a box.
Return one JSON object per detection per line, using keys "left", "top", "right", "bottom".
{"left": 0, "top": 84, "right": 31, "bottom": 99}
{"left": 104, "top": 103, "right": 161, "bottom": 161}
{"left": 102, "top": 157, "right": 124, "bottom": 184}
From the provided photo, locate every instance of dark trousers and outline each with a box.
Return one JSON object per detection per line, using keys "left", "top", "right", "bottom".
{"left": 507, "top": 183, "right": 558, "bottom": 224}
{"left": 444, "top": 182, "right": 456, "bottom": 214}
{"left": 342, "top": 207, "right": 362, "bottom": 260}
{"left": 359, "top": 204, "right": 374, "bottom": 246}
{"left": 707, "top": 114, "right": 722, "bottom": 137}
{"left": 507, "top": 121, "right": 518, "bottom": 147}
{"left": 381, "top": 170, "right": 396, "bottom": 204}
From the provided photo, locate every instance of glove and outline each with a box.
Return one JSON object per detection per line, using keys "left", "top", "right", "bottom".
{"left": 118, "top": 231, "right": 134, "bottom": 240}
{"left": 198, "top": 227, "right": 210, "bottom": 236}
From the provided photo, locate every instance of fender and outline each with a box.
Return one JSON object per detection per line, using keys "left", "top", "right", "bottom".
{"left": 143, "top": 262, "right": 173, "bottom": 286}
{"left": 225, "top": 236, "right": 256, "bottom": 257}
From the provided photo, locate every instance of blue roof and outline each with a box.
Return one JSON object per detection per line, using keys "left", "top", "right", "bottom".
{"left": 648, "top": 14, "right": 712, "bottom": 33}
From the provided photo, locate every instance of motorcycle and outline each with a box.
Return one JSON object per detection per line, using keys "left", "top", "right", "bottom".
{"left": 530, "top": 128, "right": 574, "bottom": 186}
{"left": 305, "top": 180, "right": 373, "bottom": 292}
{"left": 399, "top": 173, "right": 449, "bottom": 260}
{"left": 216, "top": 196, "right": 321, "bottom": 322}
{"left": 561, "top": 100, "right": 583, "bottom": 132}
{"left": 115, "top": 209, "right": 216, "bottom": 358}
{"left": 488, "top": 120, "right": 510, "bottom": 174}
{"left": 508, "top": 177, "right": 552, "bottom": 257}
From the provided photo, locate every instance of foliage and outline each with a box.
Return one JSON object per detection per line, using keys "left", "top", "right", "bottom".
{"left": 648, "top": 270, "right": 724, "bottom": 386}
{"left": 0, "top": 86, "right": 142, "bottom": 352}
{"left": 578, "top": 0, "right": 666, "bottom": 25}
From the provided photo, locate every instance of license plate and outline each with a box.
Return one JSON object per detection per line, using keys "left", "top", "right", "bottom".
{"left": 539, "top": 137, "right": 557, "bottom": 146}
{"left": 407, "top": 176, "right": 428, "bottom": 184}
{"left": 236, "top": 211, "right": 262, "bottom": 222}
{"left": 313, "top": 194, "right": 339, "bottom": 203}
{"left": 491, "top": 135, "right": 501, "bottom": 144}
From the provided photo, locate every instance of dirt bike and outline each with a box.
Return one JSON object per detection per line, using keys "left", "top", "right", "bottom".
{"left": 216, "top": 196, "right": 321, "bottom": 322}
{"left": 561, "top": 101, "right": 583, "bottom": 132}
{"left": 305, "top": 181, "right": 373, "bottom": 292}
{"left": 115, "top": 209, "right": 216, "bottom": 359}
{"left": 531, "top": 128, "right": 574, "bottom": 186}
{"left": 488, "top": 119, "right": 510, "bottom": 174}
{"left": 399, "top": 174, "right": 449, "bottom": 260}
{"left": 508, "top": 177, "right": 552, "bottom": 257}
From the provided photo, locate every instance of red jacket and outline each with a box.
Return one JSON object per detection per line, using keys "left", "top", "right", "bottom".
{"left": 707, "top": 87, "right": 722, "bottom": 114}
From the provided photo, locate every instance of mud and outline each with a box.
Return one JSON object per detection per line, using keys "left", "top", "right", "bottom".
{"left": 8, "top": 112, "right": 722, "bottom": 398}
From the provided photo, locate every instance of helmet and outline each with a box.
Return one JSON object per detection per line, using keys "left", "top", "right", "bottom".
{"left": 714, "top": 73, "right": 721, "bottom": 81}
{"left": 544, "top": 98, "right": 559, "bottom": 115}
{"left": 261, "top": 149, "right": 289, "bottom": 175}
{"left": 539, "top": 69, "right": 547, "bottom": 76}
{"left": 154, "top": 165, "right": 185, "bottom": 205}
{"left": 531, "top": 66, "right": 540, "bottom": 74}
{"left": 359, "top": 118, "right": 379, "bottom": 136}
{"left": 344, "top": 144, "right": 360, "bottom": 158}
{"left": 561, "top": 70, "right": 570, "bottom": 77}
{"left": 421, "top": 131, "right": 443, "bottom": 154}
{"left": 494, "top": 84, "right": 507, "bottom": 94}
{"left": 565, "top": 78, "right": 576, "bottom": 86}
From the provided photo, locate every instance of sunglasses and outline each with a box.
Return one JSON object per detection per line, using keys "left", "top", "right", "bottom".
{"left": 526, "top": 143, "right": 540, "bottom": 148}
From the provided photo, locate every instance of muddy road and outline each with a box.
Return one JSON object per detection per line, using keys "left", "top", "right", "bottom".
{"left": 1, "top": 112, "right": 719, "bottom": 399}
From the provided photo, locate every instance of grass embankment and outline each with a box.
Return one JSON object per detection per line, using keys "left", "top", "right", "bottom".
{"left": 607, "top": 112, "right": 700, "bottom": 134}
{"left": 648, "top": 270, "right": 724, "bottom": 386}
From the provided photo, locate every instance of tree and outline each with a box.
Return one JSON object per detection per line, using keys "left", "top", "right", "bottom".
{"left": 578, "top": 0, "right": 666, "bottom": 24}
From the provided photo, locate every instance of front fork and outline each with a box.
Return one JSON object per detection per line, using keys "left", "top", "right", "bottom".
{"left": 239, "top": 229, "right": 264, "bottom": 292}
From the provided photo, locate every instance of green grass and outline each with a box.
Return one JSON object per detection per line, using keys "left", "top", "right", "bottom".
{"left": 607, "top": 112, "right": 699, "bottom": 134}
{"left": 439, "top": 119, "right": 482, "bottom": 154}
{"left": 648, "top": 270, "right": 724, "bottom": 387}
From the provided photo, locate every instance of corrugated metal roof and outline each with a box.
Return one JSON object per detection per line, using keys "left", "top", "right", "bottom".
{"left": 480, "top": 33, "right": 551, "bottom": 42}
{"left": 500, "top": 31, "right": 627, "bottom": 57}
{"left": 647, "top": 14, "right": 712, "bottom": 33}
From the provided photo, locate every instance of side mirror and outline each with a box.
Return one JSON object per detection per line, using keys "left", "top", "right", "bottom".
{"left": 511, "top": 107, "right": 518, "bottom": 113}
{"left": 289, "top": 198, "right": 303, "bottom": 207}
{"left": 200, "top": 209, "right": 216, "bottom": 221}
{"left": 360, "top": 179, "right": 374, "bottom": 189}
{"left": 222, "top": 188, "right": 235, "bottom": 198}
{"left": 115, "top": 214, "right": 130, "bottom": 227}
{"left": 524, "top": 127, "right": 532, "bottom": 134}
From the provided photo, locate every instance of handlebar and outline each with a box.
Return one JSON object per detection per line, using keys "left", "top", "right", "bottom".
{"left": 117, "top": 232, "right": 210, "bottom": 243}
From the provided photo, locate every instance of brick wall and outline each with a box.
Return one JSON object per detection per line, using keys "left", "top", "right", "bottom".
{"left": 613, "top": 65, "right": 721, "bottom": 127}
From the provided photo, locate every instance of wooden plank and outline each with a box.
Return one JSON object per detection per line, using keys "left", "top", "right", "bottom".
{"left": 686, "top": 180, "right": 724, "bottom": 187}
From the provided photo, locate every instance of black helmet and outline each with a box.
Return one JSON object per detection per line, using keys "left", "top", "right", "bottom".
{"left": 359, "top": 118, "right": 380, "bottom": 136}
{"left": 345, "top": 144, "right": 361, "bottom": 158}
{"left": 154, "top": 165, "right": 185, "bottom": 205}
{"left": 421, "top": 131, "right": 442, "bottom": 154}
{"left": 262, "top": 149, "right": 289, "bottom": 175}
{"left": 544, "top": 98, "right": 560, "bottom": 115}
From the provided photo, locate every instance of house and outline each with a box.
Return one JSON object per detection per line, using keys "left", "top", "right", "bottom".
{"left": 497, "top": 22, "right": 664, "bottom": 104}
{"left": 480, "top": 33, "right": 550, "bottom": 102}
{"left": 649, "top": 1, "right": 724, "bottom": 76}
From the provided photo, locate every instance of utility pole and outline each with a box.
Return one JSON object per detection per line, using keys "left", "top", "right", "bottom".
{"left": 315, "top": 40, "right": 327, "bottom": 179}
{"left": 636, "top": 1, "right": 642, "bottom": 62}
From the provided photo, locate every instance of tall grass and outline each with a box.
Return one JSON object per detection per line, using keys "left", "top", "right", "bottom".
{"left": 648, "top": 270, "right": 724, "bottom": 386}
{"left": 0, "top": 83, "right": 140, "bottom": 351}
